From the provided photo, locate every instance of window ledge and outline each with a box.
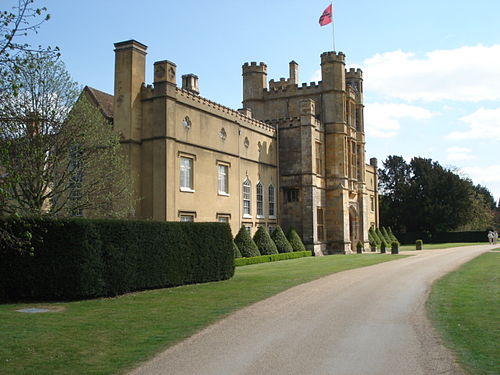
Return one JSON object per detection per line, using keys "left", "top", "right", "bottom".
{"left": 243, "top": 214, "right": 252, "bottom": 219}
{"left": 180, "top": 187, "right": 195, "bottom": 193}
{"left": 268, "top": 215, "right": 277, "bottom": 220}
{"left": 256, "top": 215, "right": 265, "bottom": 219}
{"left": 218, "top": 192, "right": 230, "bottom": 197}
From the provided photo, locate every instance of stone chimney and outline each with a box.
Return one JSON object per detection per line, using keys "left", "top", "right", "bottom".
{"left": 289, "top": 60, "right": 299, "bottom": 84}
{"left": 182, "top": 74, "right": 199, "bottom": 95}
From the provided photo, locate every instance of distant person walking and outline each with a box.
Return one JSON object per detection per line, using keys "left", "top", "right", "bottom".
{"left": 494, "top": 231, "right": 498, "bottom": 245}
{"left": 487, "top": 231, "right": 493, "bottom": 244}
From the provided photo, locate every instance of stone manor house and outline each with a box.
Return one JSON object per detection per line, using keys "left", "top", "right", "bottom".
{"left": 86, "top": 40, "right": 379, "bottom": 254}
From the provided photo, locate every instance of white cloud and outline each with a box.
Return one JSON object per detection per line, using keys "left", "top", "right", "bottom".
{"left": 446, "top": 147, "right": 475, "bottom": 161}
{"left": 364, "top": 103, "right": 434, "bottom": 138}
{"left": 461, "top": 165, "right": 500, "bottom": 200}
{"left": 447, "top": 107, "right": 500, "bottom": 141}
{"left": 362, "top": 45, "right": 500, "bottom": 102}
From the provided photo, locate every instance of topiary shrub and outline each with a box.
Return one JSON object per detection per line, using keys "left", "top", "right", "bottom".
{"left": 356, "top": 241, "right": 364, "bottom": 254}
{"left": 381, "top": 227, "right": 392, "bottom": 243}
{"left": 387, "top": 227, "right": 398, "bottom": 242}
{"left": 369, "top": 227, "right": 381, "bottom": 245}
{"left": 380, "top": 239, "right": 387, "bottom": 254}
{"left": 287, "top": 228, "right": 306, "bottom": 252}
{"left": 416, "top": 239, "right": 423, "bottom": 250}
{"left": 369, "top": 227, "right": 380, "bottom": 251}
{"left": 391, "top": 241, "right": 400, "bottom": 254}
{"left": 234, "top": 226, "right": 260, "bottom": 258}
{"left": 253, "top": 226, "right": 278, "bottom": 255}
{"left": 271, "top": 226, "right": 293, "bottom": 253}
{"left": 375, "top": 227, "right": 386, "bottom": 246}
{"left": 233, "top": 240, "right": 242, "bottom": 258}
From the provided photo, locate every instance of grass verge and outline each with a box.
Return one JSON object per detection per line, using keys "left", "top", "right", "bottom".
{"left": 0, "top": 254, "right": 406, "bottom": 375}
{"left": 427, "top": 251, "right": 499, "bottom": 375}
{"left": 399, "top": 242, "right": 486, "bottom": 251}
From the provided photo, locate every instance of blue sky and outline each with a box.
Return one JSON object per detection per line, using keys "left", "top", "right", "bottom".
{"left": 17, "top": 0, "right": 500, "bottom": 200}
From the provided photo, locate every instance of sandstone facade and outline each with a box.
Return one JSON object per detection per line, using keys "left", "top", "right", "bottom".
{"left": 91, "top": 40, "right": 378, "bottom": 254}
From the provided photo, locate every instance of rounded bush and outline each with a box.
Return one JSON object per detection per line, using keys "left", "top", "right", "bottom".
{"left": 234, "top": 226, "right": 260, "bottom": 258}
{"left": 380, "top": 240, "right": 387, "bottom": 254}
{"left": 356, "top": 241, "right": 364, "bottom": 253}
{"left": 253, "top": 226, "right": 278, "bottom": 255}
{"left": 416, "top": 239, "right": 423, "bottom": 250}
{"left": 391, "top": 241, "right": 400, "bottom": 254}
{"left": 271, "top": 226, "right": 293, "bottom": 253}
{"left": 287, "top": 228, "right": 306, "bottom": 252}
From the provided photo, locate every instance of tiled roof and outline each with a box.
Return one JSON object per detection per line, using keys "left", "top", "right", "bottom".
{"left": 84, "top": 86, "right": 114, "bottom": 120}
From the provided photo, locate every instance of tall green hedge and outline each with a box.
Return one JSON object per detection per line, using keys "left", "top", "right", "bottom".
{"left": 234, "top": 226, "right": 260, "bottom": 257}
{"left": 253, "top": 226, "right": 278, "bottom": 255}
{"left": 271, "top": 226, "right": 293, "bottom": 253}
{"left": 394, "top": 231, "right": 488, "bottom": 245}
{"left": 0, "top": 218, "right": 235, "bottom": 301}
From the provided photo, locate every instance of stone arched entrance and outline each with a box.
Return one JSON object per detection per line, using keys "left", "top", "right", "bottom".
{"left": 349, "top": 205, "right": 359, "bottom": 252}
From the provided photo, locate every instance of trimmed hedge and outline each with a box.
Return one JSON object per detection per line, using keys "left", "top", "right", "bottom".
{"left": 253, "top": 226, "right": 278, "bottom": 255}
{"left": 0, "top": 218, "right": 235, "bottom": 301}
{"left": 271, "top": 226, "right": 293, "bottom": 253}
{"left": 235, "top": 251, "right": 312, "bottom": 267}
{"left": 394, "top": 231, "right": 488, "bottom": 245}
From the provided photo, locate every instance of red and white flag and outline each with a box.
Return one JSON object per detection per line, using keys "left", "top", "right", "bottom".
{"left": 319, "top": 3, "right": 333, "bottom": 26}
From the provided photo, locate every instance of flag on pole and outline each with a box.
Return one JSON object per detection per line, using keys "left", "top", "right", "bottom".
{"left": 319, "top": 3, "right": 333, "bottom": 26}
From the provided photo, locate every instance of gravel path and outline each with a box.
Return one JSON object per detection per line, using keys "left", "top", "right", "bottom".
{"left": 128, "top": 244, "right": 492, "bottom": 375}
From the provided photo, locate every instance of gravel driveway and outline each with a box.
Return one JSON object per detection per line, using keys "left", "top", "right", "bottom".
{"left": 128, "top": 244, "right": 492, "bottom": 375}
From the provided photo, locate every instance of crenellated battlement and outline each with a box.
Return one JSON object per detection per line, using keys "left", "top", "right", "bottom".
{"left": 242, "top": 61, "right": 267, "bottom": 73}
{"left": 346, "top": 67, "right": 363, "bottom": 78}
{"left": 320, "top": 51, "right": 345, "bottom": 63}
{"left": 176, "top": 87, "right": 275, "bottom": 134}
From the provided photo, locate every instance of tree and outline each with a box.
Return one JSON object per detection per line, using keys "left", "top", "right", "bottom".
{"left": 234, "top": 226, "right": 260, "bottom": 258}
{"left": 253, "top": 226, "right": 278, "bottom": 255}
{"left": 1, "top": 1, "right": 56, "bottom": 94}
{"left": 379, "top": 155, "right": 496, "bottom": 233}
{"left": 0, "top": 52, "right": 133, "bottom": 217}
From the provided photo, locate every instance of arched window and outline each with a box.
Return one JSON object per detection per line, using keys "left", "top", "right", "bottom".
{"left": 268, "top": 184, "right": 275, "bottom": 217}
{"left": 243, "top": 178, "right": 251, "bottom": 217}
{"left": 256, "top": 182, "right": 264, "bottom": 217}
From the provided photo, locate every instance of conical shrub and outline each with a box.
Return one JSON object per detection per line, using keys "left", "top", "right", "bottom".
{"left": 375, "top": 227, "right": 386, "bottom": 245}
{"left": 233, "top": 240, "right": 242, "bottom": 258}
{"left": 369, "top": 227, "right": 381, "bottom": 246}
{"left": 287, "top": 228, "right": 306, "bottom": 252}
{"left": 387, "top": 227, "right": 398, "bottom": 242}
{"left": 253, "top": 226, "right": 278, "bottom": 255}
{"left": 271, "top": 226, "right": 293, "bottom": 253}
{"left": 381, "top": 227, "right": 392, "bottom": 243}
{"left": 234, "top": 226, "right": 260, "bottom": 257}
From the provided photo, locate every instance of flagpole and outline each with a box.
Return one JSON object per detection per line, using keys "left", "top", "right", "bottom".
{"left": 332, "top": 10, "right": 336, "bottom": 52}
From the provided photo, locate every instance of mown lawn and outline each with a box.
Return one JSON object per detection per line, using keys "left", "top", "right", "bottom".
{"left": 399, "top": 242, "right": 486, "bottom": 251}
{"left": 0, "top": 253, "right": 405, "bottom": 375}
{"left": 427, "top": 251, "right": 499, "bottom": 375}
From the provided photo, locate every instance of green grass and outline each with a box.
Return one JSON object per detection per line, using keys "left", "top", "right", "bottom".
{"left": 399, "top": 242, "right": 486, "bottom": 251}
{"left": 0, "top": 253, "right": 406, "bottom": 375}
{"left": 427, "top": 251, "right": 500, "bottom": 375}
